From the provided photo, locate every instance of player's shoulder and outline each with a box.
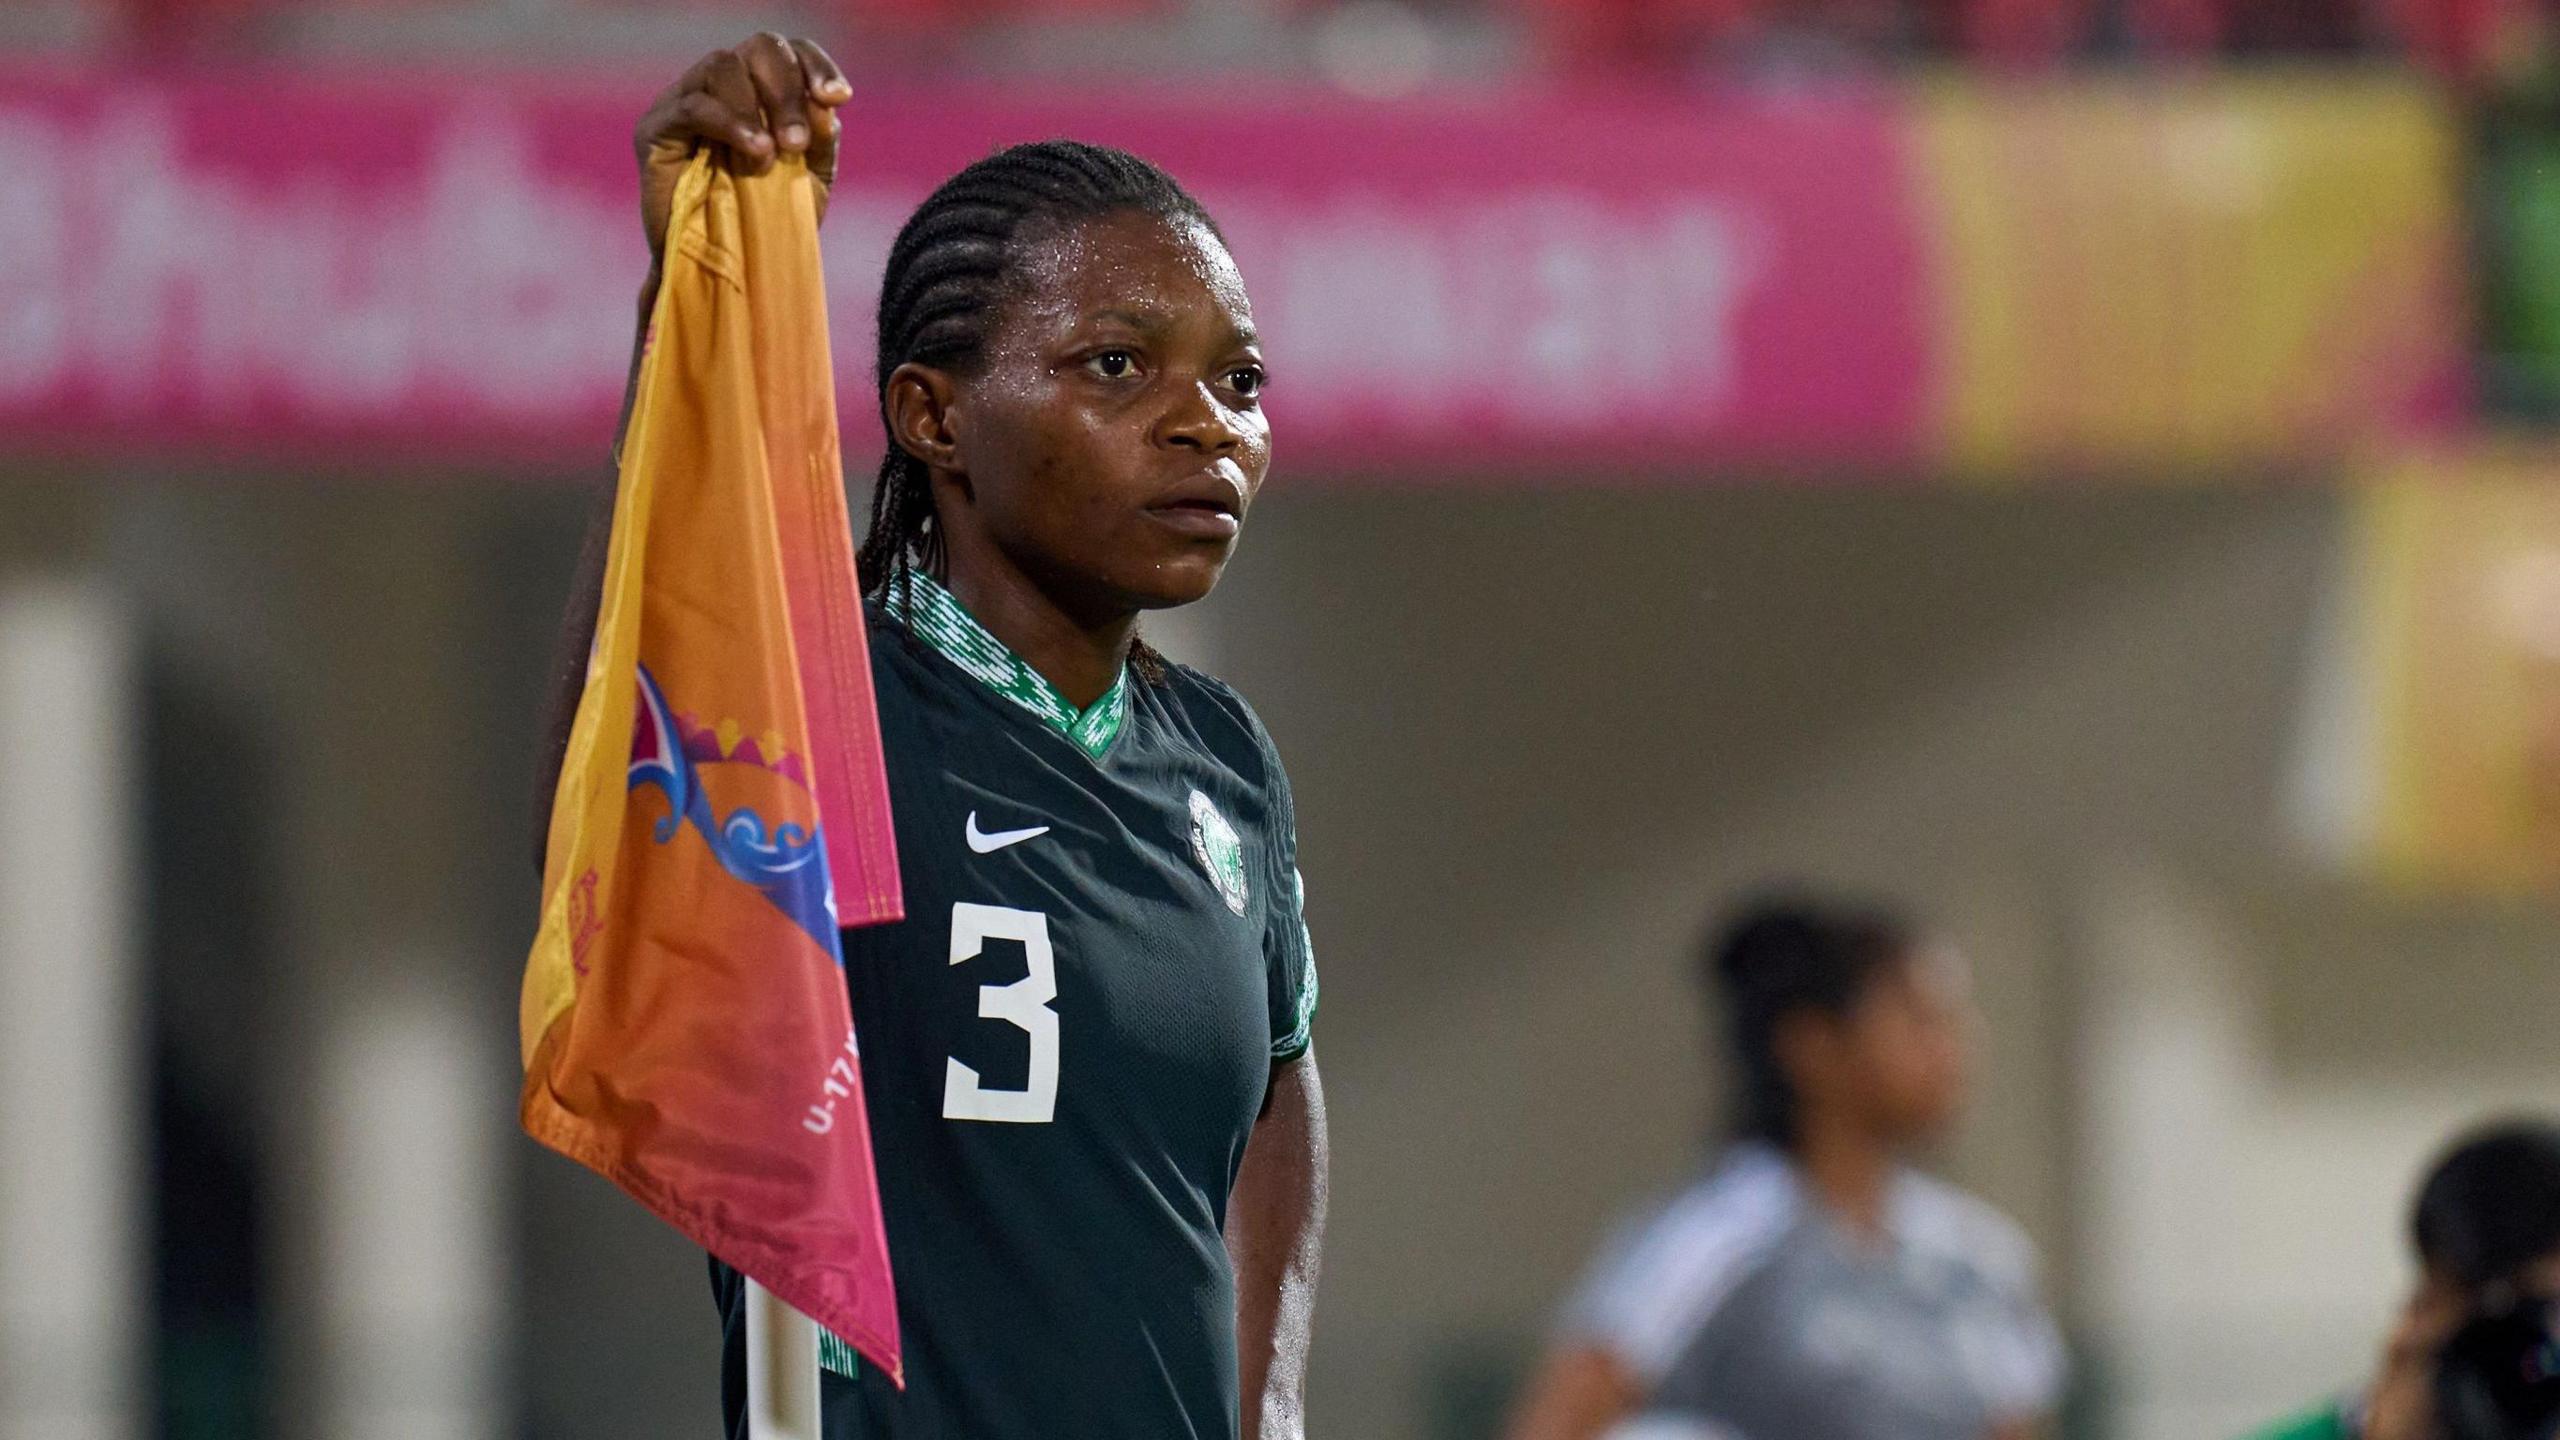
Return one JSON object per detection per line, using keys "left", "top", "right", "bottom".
{"left": 1890, "top": 1167, "right": 2042, "bottom": 1292}
{"left": 1634, "top": 1143, "right": 1805, "bottom": 1265}
{"left": 1564, "top": 1145, "right": 1804, "bottom": 1371}
{"left": 1149, "top": 661, "right": 1286, "bottom": 782}
{"left": 1594, "top": 1146, "right": 1805, "bottom": 1307}
{"left": 862, "top": 601, "right": 935, "bottom": 686}
{"left": 857, "top": 605, "right": 975, "bottom": 731}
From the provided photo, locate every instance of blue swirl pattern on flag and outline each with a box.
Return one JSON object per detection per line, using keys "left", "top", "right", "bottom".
{"left": 630, "top": 664, "right": 843, "bottom": 957}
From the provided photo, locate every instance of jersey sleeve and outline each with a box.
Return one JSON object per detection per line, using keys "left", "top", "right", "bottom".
{"left": 1556, "top": 1153, "right": 1795, "bottom": 1385}
{"left": 1907, "top": 1178, "right": 2068, "bottom": 1420}
{"left": 1975, "top": 1243, "right": 2067, "bottom": 1419}
{"left": 1184, "top": 670, "right": 1318, "bottom": 1064}
{"left": 1262, "top": 752, "right": 1318, "bottom": 1064}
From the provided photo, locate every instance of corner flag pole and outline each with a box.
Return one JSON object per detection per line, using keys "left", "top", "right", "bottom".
{"left": 745, "top": 1279, "right": 823, "bottom": 1440}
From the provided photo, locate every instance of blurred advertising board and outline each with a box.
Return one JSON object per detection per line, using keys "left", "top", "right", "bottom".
{"left": 1917, "top": 79, "right": 2466, "bottom": 477}
{"left": 0, "top": 70, "right": 2462, "bottom": 477}
{"left": 2299, "top": 455, "right": 2560, "bottom": 892}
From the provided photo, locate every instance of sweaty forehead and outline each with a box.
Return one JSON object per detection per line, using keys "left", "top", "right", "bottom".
{"left": 1006, "top": 210, "right": 1255, "bottom": 340}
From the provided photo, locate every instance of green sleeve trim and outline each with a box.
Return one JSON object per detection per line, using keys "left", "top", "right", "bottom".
{"left": 1272, "top": 868, "right": 1317, "bottom": 1061}
{"left": 1272, "top": 952, "right": 1318, "bottom": 1061}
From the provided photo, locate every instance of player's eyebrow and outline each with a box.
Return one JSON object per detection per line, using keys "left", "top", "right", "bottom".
{"left": 1088, "top": 306, "right": 1170, "bottom": 334}
{"left": 1086, "top": 308, "right": 1258, "bottom": 350}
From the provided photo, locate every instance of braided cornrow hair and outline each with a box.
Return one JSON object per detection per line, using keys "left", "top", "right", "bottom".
{"left": 859, "top": 140, "right": 1225, "bottom": 684}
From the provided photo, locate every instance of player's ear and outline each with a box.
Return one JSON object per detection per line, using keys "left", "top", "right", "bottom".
{"left": 886, "top": 362, "right": 963, "bottom": 474}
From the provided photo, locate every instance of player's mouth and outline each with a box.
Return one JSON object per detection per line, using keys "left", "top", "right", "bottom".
{"left": 1145, "top": 466, "right": 1247, "bottom": 539}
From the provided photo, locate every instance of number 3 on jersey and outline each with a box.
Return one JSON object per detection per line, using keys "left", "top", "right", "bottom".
{"left": 942, "top": 903, "right": 1060, "bottom": 1124}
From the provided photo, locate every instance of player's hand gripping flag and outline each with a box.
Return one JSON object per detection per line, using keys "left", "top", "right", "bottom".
{"left": 520, "top": 152, "right": 905, "bottom": 1379}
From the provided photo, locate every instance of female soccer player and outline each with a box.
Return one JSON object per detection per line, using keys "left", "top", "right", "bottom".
{"left": 538, "top": 35, "right": 1326, "bottom": 1439}
{"left": 1503, "top": 896, "right": 2060, "bottom": 1440}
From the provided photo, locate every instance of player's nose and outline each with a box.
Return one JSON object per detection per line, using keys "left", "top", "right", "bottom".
{"left": 1155, "top": 380, "right": 1244, "bottom": 455}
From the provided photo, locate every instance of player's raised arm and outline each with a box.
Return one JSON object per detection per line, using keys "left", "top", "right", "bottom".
{"left": 530, "top": 33, "right": 851, "bottom": 876}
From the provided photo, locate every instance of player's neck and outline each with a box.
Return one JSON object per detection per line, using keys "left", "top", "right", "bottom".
{"left": 941, "top": 553, "right": 1136, "bottom": 710}
{"left": 1791, "top": 1119, "right": 1894, "bottom": 1240}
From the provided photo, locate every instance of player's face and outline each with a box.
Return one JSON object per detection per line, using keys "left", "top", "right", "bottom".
{"left": 953, "top": 209, "right": 1271, "bottom": 615}
{"left": 1839, "top": 945, "right": 1974, "bottom": 1146}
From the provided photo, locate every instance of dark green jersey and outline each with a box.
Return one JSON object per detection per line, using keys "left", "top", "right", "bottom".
{"left": 715, "top": 573, "right": 1317, "bottom": 1440}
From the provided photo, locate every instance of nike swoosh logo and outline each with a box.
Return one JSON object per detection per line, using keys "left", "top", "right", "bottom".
{"left": 965, "top": 812, "right": 1051, "bottom": 854}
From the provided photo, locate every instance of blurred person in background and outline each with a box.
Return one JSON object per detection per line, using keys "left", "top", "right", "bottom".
{"left": 1503, "top": 895, "right": 2063, "bottom": 1440}
{"left": 539, "top": 34, "right": 1324, "bottom": 1440}
{"left": 2241, "top": 1119, "right": 2560, "bottom": 1440}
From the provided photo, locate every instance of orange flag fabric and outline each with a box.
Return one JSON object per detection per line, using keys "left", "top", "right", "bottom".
{"left": 520, "top": 152, "right": 905, "bottom": 1378}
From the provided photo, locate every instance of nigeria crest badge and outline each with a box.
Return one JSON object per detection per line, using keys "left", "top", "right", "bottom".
{"left": 1188, "top": 789, "right": 1249, "bottom": 916}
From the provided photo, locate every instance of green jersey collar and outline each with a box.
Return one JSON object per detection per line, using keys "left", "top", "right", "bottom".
{"left": 880, "top": 571, "right": 1128, "bottom": 759}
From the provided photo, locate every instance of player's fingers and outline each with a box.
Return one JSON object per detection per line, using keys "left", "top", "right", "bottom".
{"left": 804, "top": 105, "right": 841, "bottom": 197}
{"left": 789, "top": 38, "right": 845, "bottom": 196}
{"left": 670, "top": 49, "right": 722, "bottom": 98}
{"left": 665, "top": 89, "right": 773, "bottom": 167}
{"left": 632, "top": 51, "right": 723, "bottom": 157}
{"left": 742, "top": 32, "right": 814, "bottom": 157}
{"left": 791, "top": 38, "right": 852, "bottom": 108}
{"left": 805, "top": 105, "right": 840, "bottom": 193}
{"left": 699, "top": 49, "right": 776, "bottom": 173}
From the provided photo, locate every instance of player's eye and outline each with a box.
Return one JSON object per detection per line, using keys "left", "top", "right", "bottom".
{"left": 1225, "top": 365, "right": 1266, "bottom": 400}
{"left": 1084, "top": 349, "right": 1140, "bottom": 381}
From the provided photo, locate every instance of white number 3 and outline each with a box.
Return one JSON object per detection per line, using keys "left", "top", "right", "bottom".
{"left": 941, "top": 903, "right": 1060, "bottom": 1124}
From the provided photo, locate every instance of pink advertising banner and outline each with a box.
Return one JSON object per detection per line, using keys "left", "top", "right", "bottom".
{"left": 0, "top": 69, "right": 1932, "bottom": 475}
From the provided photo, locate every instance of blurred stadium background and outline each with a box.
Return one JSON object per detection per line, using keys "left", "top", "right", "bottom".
{"left": 10, "top": 0, "right": 2560, "bottom": 1437}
